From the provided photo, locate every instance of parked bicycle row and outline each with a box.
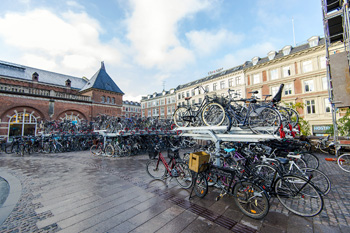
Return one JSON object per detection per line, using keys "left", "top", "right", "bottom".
{"left": 90, "top": 135, "right": 198, "bottom": 157}
{"left": 39, "top": 119, "right": 94, "bottom": 134}
{"left": 173, "top": 84, "right": 300, "bottom": 138}
{"left": 146, "top": 137, "right": 330, "bottom": 219}
{"left": 92, "top": 115, "right": 174, "bottom": 133}
{"left": 1, "top": 133, "right": 99, "bottom": 156}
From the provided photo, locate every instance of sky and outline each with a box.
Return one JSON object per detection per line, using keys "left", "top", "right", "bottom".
{"left": 0, "top": 0, "right": 325, "bottom": 101}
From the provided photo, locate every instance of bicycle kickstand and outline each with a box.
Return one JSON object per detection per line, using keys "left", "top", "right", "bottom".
{"left": 215, "top": 190, "right": 227, "bottom": 201}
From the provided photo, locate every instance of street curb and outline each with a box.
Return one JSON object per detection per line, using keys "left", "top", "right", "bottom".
{"left": 0, "top": 169, "right": 22, "bottom": 226}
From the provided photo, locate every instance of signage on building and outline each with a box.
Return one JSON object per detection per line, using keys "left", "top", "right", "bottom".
{"left": 208, "top": 68, "right": 223, "bottom": 75}
{"left": 312, "top": 125, "right": 332, "bottom": 136}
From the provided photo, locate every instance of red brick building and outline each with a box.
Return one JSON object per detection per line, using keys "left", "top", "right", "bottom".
{"left": 0, "top": 61, "right": 124, "bottom": 140}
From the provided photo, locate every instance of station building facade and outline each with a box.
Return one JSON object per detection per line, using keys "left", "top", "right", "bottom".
{"left": 0, "top": 61, "right": 124, "bottom": 139}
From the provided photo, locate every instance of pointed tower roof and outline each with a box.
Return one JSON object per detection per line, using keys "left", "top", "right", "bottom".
{"left": 80, "top": 62, "right": 124, "bottom": 94}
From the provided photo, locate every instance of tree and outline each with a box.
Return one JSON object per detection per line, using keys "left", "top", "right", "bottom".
{"left": 337, "top": 108, "right": 350, "bottom": 136}
{"left": 285, "top": 102, "right": 311, "bottom": 136}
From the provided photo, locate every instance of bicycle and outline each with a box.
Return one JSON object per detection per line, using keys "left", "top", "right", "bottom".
{"left": 223, "top": 89, "right": 282, "bottom": 135}
{"left": 173, "top": 86, "right": 226, "bottom": 127}
{"left": 252, "top": 158, "right": 324, "bottom": 217}
{"left": 145, "top": 142, "right": 193, "bottom": 189}
{"left": 191, "top": 162, "right": 270, "bottom": 219}
{"left": 5, "top": 136, "right": 22, "bottom": 154}
{"left": 312, "top": 135, "right": 335, "bottom": 154}
{"left": 90, "top": 136, "right": 105, "bottom": 156}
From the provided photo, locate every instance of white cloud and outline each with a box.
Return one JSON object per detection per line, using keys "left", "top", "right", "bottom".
{"left": 66, "top": 1, "right": 85, "bottom": 10}
{"left": 186, "top": 29, "right": 244, "bottom": 55}
{"left": 0, "top": 9, "right": 122, "bottom": 76}
{"left": 125, "top": 0, "right": 211, "bottom": 71}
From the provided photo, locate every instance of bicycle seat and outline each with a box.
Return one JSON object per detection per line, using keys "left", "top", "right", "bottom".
{"left": 276, "top": 157, "right": 289, "bottom": 165}
{"left": 247, "top": 99, "right": 257, "bottom": 103}
{"left": 224, "top": 148, "right": 236, "bottom": 153}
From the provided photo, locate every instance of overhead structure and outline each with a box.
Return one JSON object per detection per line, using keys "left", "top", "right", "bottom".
{"left": 321, "top": 0, "right": 350, "bottom": 149}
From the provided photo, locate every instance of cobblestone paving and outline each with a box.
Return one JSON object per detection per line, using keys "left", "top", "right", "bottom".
{"left": 0, "top": 150, "right": 349, "bottom": 232}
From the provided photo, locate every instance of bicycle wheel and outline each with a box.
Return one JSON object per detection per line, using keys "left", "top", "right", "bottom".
{"left": 248, "top": 107, "right": 281, "bottom": 135}
{"left": 275, "top": 175, "right": 323, "bottom": 217}
{"left": 146, "top": 159, "right": 166, "bottom": 179}
{"left": 202, "top": 103, "right": 226, "bottom": 126}
{"left": 287, "top": 108, "right": 299, "bottom": 127}
{"left": 175, "top": 163, "right": 193, "bottom": 189}
{"left": 5, "top": 144, "right": 16, "bottom": 154}
{"left": 298, "top": 168, "right": 331, "bottom": 195}
{"left": 173, "top": 107, "right": 190, "bottom": 127}
{"left": 278, "top": 107, "right": 291, "bottom": 128}
{"left": 252, "top": 164, "right": 277, "bottom": 189}
{"left": 43, "top": 143, "right": 51, "bottom": 153}
{"left": 301, "top": 153, "right": 319, "bottom": 169}
{"left": 90, "top": 144, "right": 102, "bottom": 156}
{"left": 19, "top": 144, "right": 24, "bottom": 156}
{"left": 318, "top": 142, "right": 329, "bottom": 154}
{"left": 193, "top": 173, "right": 208, "bottom": 198}
{"left": 338, "top": 153, "right": 350, "bottom": 173}
{"left": 104, "top": 144, "right": 115, "bottom": 156}
{"left": 233, "top": 181, "right": 270, "bottom": 219}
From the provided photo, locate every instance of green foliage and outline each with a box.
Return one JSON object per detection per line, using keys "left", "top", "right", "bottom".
{"left": 337, "top": 108, "right": 350, "bottom": 136}
{"left": 284, "top": 101, "right": 311, "bottom": 136}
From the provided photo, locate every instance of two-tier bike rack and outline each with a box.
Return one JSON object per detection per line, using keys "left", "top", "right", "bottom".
{"left": 176, "top": 125, "right": 282, "bottom": 166}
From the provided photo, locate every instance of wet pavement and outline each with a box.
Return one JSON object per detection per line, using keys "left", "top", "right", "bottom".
{"left": 0, "top": 150, "right": 349, "bottom": 233}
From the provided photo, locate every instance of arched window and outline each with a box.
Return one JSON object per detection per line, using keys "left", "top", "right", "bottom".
{"left": 107, "top": 97, "right": 110, "bottom": 103}
{"left": 8, "top": 112, "right": 37, "bottom": 140}
{"left": 61, "top": 113, "right": 81, "bottom": 123}
{"left": 101, "top": 96, "right": 105, "bottom": 103}
{"left": 112, "top": 97, "right": 115, "bottom": 104}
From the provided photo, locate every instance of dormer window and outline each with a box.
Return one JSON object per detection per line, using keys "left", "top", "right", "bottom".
{"left": 308, "top": 36, "right": 319, "bottom": 47}
{"left": 252, "top": 56, "right": 260, "bottom": 66}
{"left": 267, "top": 51, "right": 276, "bottom": 61}
{"left": 65, "top": 79, "right": 71, "bottom": 87}
{"left": 282, "top": 45, "right": 292, "bottom": 56}
{"left": 32, "top": 72, "right": 39, "bottom": 82}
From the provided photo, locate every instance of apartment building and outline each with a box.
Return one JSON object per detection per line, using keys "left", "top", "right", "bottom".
{"left": 245, "top": 36, "right": 341, "bottom": 135}
{"left": 122, "top": 101, "right": 141, "bottom": 118}
{"left": 140, "top": 88, "right": 176, "bottom": 119}
{"left": 176, "top": 64, "right": 246, "bottom": 107}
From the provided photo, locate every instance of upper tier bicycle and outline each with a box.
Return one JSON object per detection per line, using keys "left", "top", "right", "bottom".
{"left": 173, "top": 86, "right": 226, "bottom": 127}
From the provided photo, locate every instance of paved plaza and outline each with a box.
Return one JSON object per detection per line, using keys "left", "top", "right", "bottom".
{"left": 0, "top": 149, "right": 350, "bottom": 233}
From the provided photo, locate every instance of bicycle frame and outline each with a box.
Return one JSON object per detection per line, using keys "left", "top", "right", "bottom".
{"left": 155, "top": 151, "right": 176, "bottom": 177}
{"left": 180, "top": 95, "right": 211, "bottom": 124}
